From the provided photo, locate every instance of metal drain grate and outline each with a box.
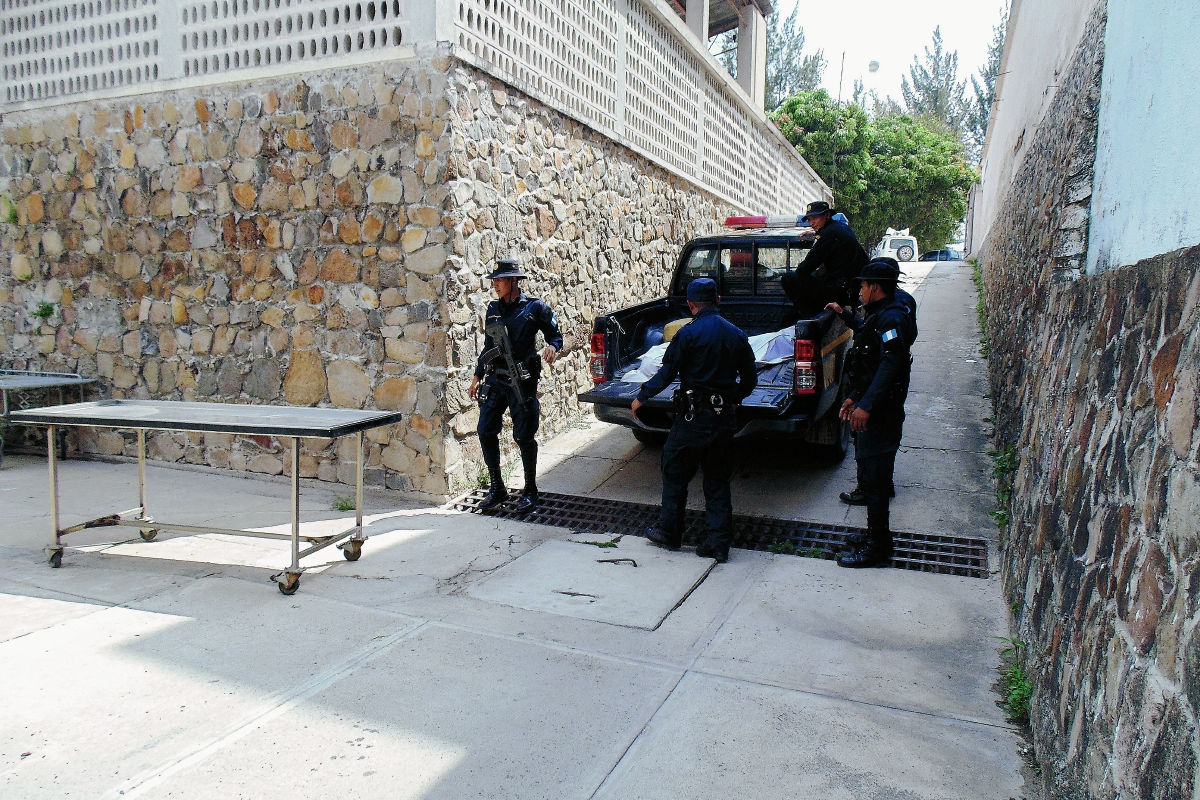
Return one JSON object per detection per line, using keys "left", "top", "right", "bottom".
{"left": 449, "top": 490, "right": 990, "bottom": 579}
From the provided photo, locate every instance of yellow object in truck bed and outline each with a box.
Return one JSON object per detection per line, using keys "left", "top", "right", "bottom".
{"left": 663, "top": 318, "right": 691, "bottom": 342}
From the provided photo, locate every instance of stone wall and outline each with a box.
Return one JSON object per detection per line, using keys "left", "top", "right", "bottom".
{"left": 978, "top": 4, "right": 1200, "bottom": 798}
{"left": 0, "top": 46, "right": 736, "bottom": 497}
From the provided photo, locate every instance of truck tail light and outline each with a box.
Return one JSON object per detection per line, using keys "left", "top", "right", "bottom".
{"left": 794, "top": 338, "right": 820, "bottom": 395}
{"left": 590, "top": 333, "right": 607, "bottom": 384}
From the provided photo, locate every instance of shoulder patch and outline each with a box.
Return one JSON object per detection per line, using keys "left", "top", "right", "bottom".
{"left": 881, "top": 329, "right": 899, "bottom": 343}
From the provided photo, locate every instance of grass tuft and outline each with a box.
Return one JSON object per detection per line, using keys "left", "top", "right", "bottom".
{"left": 999, "top": 637, "right": 1033, "bottom": 724}
{"left": 332, "top": 494, "right": 356, "bottom": 512}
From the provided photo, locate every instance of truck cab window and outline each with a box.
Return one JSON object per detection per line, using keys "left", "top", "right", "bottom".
{"left": 756, "top": 245, "right": 787, "bottom": 296}
{"left": 675, "top": 246, "right": 718, "bottom": 294}
{"left": 721, "top": 245, "right": 754, "bottom": 295}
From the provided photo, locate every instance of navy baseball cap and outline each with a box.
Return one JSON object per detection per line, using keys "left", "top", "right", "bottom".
{"left": 687, "top": 277, "right": 718, "bottom": 302}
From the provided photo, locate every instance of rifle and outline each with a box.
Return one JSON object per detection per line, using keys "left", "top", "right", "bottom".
{"left": 481, "top": 321, "right": 532, "bottom": 404}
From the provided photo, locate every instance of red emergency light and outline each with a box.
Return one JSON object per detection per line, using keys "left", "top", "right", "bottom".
{"left": 724, "top": 215, "right": 807, "bottom": 229}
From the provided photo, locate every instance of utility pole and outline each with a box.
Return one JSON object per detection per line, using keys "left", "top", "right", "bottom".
{"left": 832, "top": 51, "right": 845, "bottom": 198}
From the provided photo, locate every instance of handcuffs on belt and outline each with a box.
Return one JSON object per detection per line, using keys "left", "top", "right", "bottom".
{"left": 672, "top": 388, "right": 726, "bottom": 422}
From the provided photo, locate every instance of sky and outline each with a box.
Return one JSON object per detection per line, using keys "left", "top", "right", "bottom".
{"left": 774, "top": 0, "right": 1008, "bottom": 104}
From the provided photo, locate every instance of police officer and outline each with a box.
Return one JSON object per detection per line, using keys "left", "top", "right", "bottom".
{"left": 837, "top": 257, "right": 917, "bottom": 506}
{"left": 825, "top": 258, "right": 917, "bottom": 568}
{"left": 781, "top": 200, "right": 870, "bottom": 317}
{"left": 468, "top": 258, "right": 564, "bottom": 514}
{"left": 631, "top": 278, "right": 758, "bottom": 563}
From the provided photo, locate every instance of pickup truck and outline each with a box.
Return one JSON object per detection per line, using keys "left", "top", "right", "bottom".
{"left": 577, "top": 225, "right": 854, "bottom": 459}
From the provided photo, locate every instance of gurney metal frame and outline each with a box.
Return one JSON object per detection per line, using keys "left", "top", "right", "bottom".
{"left": 10, "top": 400, "right": 404, "bottom": 595}
{"left": 0, "top": 369, "right": 94, "bottom": 467}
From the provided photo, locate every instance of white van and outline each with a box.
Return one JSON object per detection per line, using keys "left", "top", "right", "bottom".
{"left": 873, "top": 228, "right": 919, "bottom": 262}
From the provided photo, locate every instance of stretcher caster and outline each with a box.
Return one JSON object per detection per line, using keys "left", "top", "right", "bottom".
{"left": 340, "top": 540, "right": 363, "bottom": 562}
{"left": 273, "top": 571, "right": 301, "bottom": 595}
{"left": 47, "top": 548, "right": 63, "bottom": 569}
{"left": 140, "top": 529, "right": 158, "bottom": 542}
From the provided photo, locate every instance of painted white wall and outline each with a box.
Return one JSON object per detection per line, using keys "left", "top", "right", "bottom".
{"left": 1087, "top": 0, "right": 1200, "bottom": 272}
{"left": 969, "top": 0, "right": 1099, "bottom": 255}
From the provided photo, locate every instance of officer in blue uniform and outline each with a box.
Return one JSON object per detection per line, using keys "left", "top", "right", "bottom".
{"left": 631, "top": 278, "right": 758, "bottom": 562}
{"left": 826, "top": 259, "right": 918, "bottom": 567}
{"left": 837, "top": 257, "right": 917, "bottom": 506}
{"left": 468, "top": 259, "right": 564, "bottom": 514}
{"left": 781, "top": 200, "right": 870, "bottom": 317}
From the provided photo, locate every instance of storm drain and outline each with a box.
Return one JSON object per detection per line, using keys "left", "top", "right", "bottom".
{"left": 449, "top": 490, "right": 990, "bottom": 579}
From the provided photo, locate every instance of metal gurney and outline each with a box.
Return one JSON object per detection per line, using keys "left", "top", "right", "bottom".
{"left": 9, "top": 399, "right": 403, "bottom": 595}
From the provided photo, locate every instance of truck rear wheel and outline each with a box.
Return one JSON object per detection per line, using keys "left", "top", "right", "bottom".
{"left": 810, "top": 409, "right": 851, "bottom": 463}
{"left": 632, "top": 428, "right": 668, "bottom": 447}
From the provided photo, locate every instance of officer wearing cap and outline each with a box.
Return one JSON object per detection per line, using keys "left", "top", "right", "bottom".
{"left": 782, "top": 200, "right": 870, "bottom": 317}
{"left": 468, "top": 258, "right": 564, "bottom": 513}
{"left": 825, "top": 259, "right": 918, "bottom": 567}
{"left": 631, "top": 278, "right": 758, "bottom": 562}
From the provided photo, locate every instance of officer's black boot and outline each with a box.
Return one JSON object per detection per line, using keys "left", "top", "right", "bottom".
{"left": 478, "top": 436, "right": 508, "bottom": 511}
{"left": 839, "top": 485, "right": 895, "bottom": 505}
{"left": 837, "top": 527, "right": 893, "bottom": 568}
{"left": 512, "top": 439, "right": 539, "bottom": 515}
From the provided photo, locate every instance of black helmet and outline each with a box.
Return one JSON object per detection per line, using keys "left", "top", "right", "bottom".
{"left": 855, "top": 257, "right": 902, "bottom": 283}
{"left": 485, "top": 258, "right": 527, "bottom": 279}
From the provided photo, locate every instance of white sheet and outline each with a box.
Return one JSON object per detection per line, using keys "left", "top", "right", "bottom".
{"left": 619, "top": 325, "right": 796, "bottom": 383}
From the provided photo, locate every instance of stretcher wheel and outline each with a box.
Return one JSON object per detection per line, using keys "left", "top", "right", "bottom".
{"left": 342, "top": 542, "right": 362, "bottom": 562}
{"left": 140, "top": 529, "right": 158, "bottom": 542}
{"left": 48, "top": 550, "right": 63, "bottom": 569}
{"left": 277, "top": 574, "right": 300, "bottom": 595}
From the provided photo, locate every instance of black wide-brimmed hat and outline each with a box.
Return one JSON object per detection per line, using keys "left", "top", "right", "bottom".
{"left": 800, "top": 200, "right": 834, "bottom": 223}
{"left": 855, "top": 257, "right": 903, "bottom": 283}
{"left": 485, "top": 258, "right": 527, "bottom": 279}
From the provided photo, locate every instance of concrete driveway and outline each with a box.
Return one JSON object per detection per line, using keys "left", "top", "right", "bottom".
{"left": 0, "top": 261, "right": 1027, "bottom": 799}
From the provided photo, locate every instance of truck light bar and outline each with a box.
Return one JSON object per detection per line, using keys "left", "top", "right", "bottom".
{"left": 725, "top": 215, "right": 806, "bottom": 229}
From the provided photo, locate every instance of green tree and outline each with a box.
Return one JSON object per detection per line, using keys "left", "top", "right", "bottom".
{"left": 765, "top": 6, "right": 826, "bottom": 111}
{"left": 771, "top": 89, "right": 872, "bottom": 216}
{"left": 859, "top": 114, "right": 978, "bottom": 249}
{"left": 771, "top": 90, "right": 978, "bottom": 250}
{"left": 966, "top": 5, "right": 1009, "bottom": 158}
{"left": 900, "top": 27, "right": 968, "bottom": 135}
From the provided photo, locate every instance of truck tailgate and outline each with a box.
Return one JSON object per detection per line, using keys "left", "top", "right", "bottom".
{"left": 577, "top": 361, "right": 793, "bottom": 414}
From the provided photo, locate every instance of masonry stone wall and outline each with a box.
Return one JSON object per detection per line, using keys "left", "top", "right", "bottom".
{"left": 0, "top": 47, "right": 736, "bottom": 497}
{"left": 978, "top": 5, "right": 1200, "bottom": 798}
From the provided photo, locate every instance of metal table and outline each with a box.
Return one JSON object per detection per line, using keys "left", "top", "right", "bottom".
{"left": 9, "top": 400, "right": 404, "bottom": 595}
{"left": 1, "top": 369, "right": 94, "bottom": 467}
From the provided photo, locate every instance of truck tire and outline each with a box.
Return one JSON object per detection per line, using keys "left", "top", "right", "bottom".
{"left": 632, "top": 428, "right": 668, "bottom": 447}
{"left": 897, "top": 244, "right": 915, "bottom": 261}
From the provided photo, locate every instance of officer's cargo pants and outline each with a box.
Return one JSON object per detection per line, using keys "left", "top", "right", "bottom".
{"left": 477, "top": 377, "right": 540, "bottom": 486}
{"left": 659, "top": 408, "right": 736, "bottom": 552}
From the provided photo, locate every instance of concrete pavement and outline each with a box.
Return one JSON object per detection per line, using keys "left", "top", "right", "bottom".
{"left": 0, "top": 261, "right": 1027, "bottom": 799}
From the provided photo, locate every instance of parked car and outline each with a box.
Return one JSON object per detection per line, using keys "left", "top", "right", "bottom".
{"left": 872, "top": 228, "right": 919, "bottom": 262}
{"left": 577, "top": 217, "right": 854, "bottom": 458}
{"left": 918, "top": 248, "right": 963, "bottom": 261}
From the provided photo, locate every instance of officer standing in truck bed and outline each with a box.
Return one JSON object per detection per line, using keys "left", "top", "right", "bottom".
{"left": 825, "top": 258, "right": 917, "bottom": 568}
{"left": 631, "top": 278, "right": 758, "bottom": 563}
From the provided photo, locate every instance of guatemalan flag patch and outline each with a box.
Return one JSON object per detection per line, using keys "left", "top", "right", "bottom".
{"left": 881, "top": 329, "right": 899, "bottom": 343}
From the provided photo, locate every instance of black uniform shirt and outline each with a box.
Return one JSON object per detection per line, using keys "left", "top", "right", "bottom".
{"left": 637, "top": 307, "right": 758, "bottom": 403}
{"left": 840, "top": 292, "right": 917, "bottom": 414}
{"left": 474, "top": 292, "right": 564, "bottom": 379}
{"left": 797, "top": 219, "right": 869, "bottom": 294}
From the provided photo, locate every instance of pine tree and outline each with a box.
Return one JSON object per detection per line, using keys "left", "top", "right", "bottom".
{"left": 966, "top": 5, "right": 1009, "bottom": 159}
{"left": 900, "top": 27, "right": 968, "bottom": 134}
{"left": 765, "top": 6, "right": 825, "bottom": 111}
{"left": 711, "top": 7, "right": 825, "bottom": 111}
